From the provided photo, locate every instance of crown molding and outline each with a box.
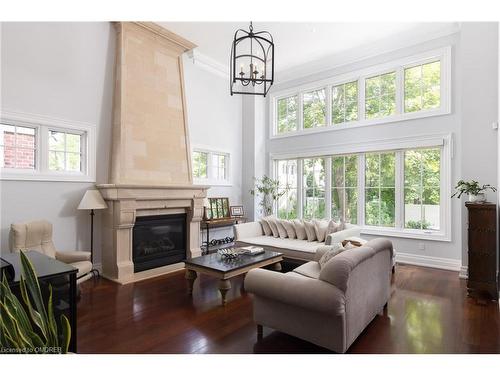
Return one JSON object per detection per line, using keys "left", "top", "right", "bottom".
{"left": 186, "top": 49, "right": 228, "bottom": 79}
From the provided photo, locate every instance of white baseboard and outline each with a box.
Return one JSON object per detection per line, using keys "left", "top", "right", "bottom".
{"left": 459, "top": 266, "right": 468, "bottom": 279}
{"left": 395, "top": 252, "right": 461, "bottom": 272}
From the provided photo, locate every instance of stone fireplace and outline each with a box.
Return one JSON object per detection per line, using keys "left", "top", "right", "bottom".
{"left": 97, "top": 22, "right": 208, "bottom": 284}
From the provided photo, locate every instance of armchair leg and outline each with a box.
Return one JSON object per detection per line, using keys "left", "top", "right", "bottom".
{"left": 257, "top": 324, "right": 263, "bottom": 341}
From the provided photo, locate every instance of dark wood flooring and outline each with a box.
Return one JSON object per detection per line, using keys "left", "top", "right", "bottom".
{"left": 77, "top": 264, "right": 500, "bottom": 354}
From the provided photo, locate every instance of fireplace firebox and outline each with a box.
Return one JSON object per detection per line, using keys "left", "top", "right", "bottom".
{"left": 132, "top": 214, "right": 187, "bottom": 273}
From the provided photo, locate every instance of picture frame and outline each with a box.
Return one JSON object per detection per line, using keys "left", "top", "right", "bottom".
{"left": 207, "top": 197, "right": 230, "bottom": 219}
{"left": 230, "top": 205, "right": 244, "bottom": 217}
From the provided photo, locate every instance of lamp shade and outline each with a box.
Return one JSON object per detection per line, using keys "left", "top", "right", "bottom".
{"left": 78, "top": 189, "right": 108, "bottom": 210}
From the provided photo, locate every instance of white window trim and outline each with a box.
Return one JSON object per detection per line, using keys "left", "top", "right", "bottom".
{"left": 192, "top": 145, "right": 231, "bottom": 186}
{"left": 0, "top": 110, "right": 96, "bottom": 182}
{"left": 269, "top": 46, "right": 451, "bottom": 139}
{"left": 270, "top": 133, "right": 452, "bottom": 242}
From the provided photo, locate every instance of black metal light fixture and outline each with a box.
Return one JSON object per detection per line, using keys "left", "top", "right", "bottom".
{"left": 230, "top": 22, "right": 274, "bottom": 97}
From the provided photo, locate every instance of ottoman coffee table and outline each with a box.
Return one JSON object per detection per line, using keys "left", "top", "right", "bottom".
{"left": 184, "top": 249, "right": 283, "bottom": 306}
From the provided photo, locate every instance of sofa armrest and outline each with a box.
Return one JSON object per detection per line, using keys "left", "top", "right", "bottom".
{"left": 245, "top": 268, "right": 345, "bottom": 315}
{"left": 234, "top": 221, "right": 263, "bottom": 240}
{"left": 55, "top": 250, "right": 91, "bottom": 263}
{"left": 325, "top": 224, "right": 361, "bottom": 245}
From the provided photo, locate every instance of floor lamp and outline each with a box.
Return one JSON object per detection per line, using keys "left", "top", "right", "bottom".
{"left": 78, "top": 189, "right": 107, "bottom": 277}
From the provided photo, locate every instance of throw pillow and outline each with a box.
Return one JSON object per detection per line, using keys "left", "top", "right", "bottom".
{"left": 282, "top": 220, "right": 296, "bottom": 239}
{"left": 303, "top": 220, "right": 317, "bottom": 242}
{"left": 313, "top": 219, "right": 329, "bottom": 242}
{"left": 260, "top": 218, "right": 272, "bottom": 236}
{"left": 318, "top": 243, "right": 345, "bottom": 268}
{"left": 326, "top": 220, "right": 341, "bottom": 236}
{"left": 275, "top": 219, "right": 288, "bottom": 239}
{"left": 292, "top": 219, "right": 307, "bottom": 240}
{"left": 267, "top": 217, "right": 280, "bottom": 238}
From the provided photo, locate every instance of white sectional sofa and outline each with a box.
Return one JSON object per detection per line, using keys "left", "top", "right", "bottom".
{"left": 234, "top": 221, "right": 361, "bottom": 261}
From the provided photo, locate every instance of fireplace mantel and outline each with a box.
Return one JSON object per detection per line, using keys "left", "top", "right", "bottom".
{"left": 97, "top": 184, "right": 208, "bottom": 284}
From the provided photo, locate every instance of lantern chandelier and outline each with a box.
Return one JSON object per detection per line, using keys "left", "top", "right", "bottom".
{"left": 230, "top": 22, "right": 274, "bottom": 97}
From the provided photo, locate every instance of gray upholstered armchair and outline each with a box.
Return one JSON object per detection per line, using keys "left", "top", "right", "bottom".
{"left": 9, "top": 220, "right": 93, "bottom": 284}
{"left": 245, "top": 238, "right": 393, "bottom": 353}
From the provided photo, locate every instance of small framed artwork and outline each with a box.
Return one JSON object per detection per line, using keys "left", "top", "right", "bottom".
{"left": 230, "top": 205, "right": 244, "bottom": 217}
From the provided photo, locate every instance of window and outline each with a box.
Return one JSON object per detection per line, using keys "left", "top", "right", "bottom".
{"left": 0, "top": 112, "right": 95, "bottom": 182}
{"left": 404, "top": 61, "right": 441, "bottom": 113}
{"left": 365, "top": 72, "right": 396, "bottom": 119}
{"left": 331, "top": 155, "right": 358, "bottom": 223}
{"left": 211, "top": 153, "right": 227, "bottom": 180}
{"left": 302, "top": 158, "right": 325, "bottom": 219}
{"left": 277, "top": 95, "right": 298, "bottom": 134}
{"left": 276, "top": 159, "right": 298, "bottom": 219}
{"left": 192, "top": 151, "right": 208, "bottom": 179}
{"left": 0, "top": 124, "right": 36, "bottom": 170}
{"left": 365, "top": 152, "right": 396, "bottom": 227}
{"left": 404, "top": 148, "right": 440, "bottom": 230}
{"left": 48, "top": 130, "right": 83, "bottom": 172}
{"left": 271, "top": 47, "right": 450, "bottom": 137}
{"left": 303, "top": 88, "right": 326, "bottom": 129}
{"left": 272, "top": 135, "right": 449, "bottom": 240}
{"left": 332, "top": 81, "right": 358, "bottom": 124}
{"left": 191, "top": 148, "right": 230, "bottom": 184}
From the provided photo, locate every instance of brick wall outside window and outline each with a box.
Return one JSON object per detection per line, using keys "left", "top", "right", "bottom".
{"left": 2, "top": 132, "right": 36, "bottom": 169}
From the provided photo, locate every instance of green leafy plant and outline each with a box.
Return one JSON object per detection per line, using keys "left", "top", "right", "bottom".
{"left": 406, "top": 220, "right": 432, "bottom": 230}
{"left": 451, "top": 180, "right": 497, "bottom": 199}
{"left": 0, "top": 251, "right": 71, "bottom": 354}
{"left": 250, "top": 175, "right": 289, "bottom": 216}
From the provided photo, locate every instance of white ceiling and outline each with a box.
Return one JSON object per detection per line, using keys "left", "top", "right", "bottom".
{"left": 160, "top": 22, "right": 458, "bottom": 78}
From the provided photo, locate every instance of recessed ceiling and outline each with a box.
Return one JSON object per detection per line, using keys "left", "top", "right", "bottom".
{"left": 159, "top": 22, "right": 458, "bottom": 78}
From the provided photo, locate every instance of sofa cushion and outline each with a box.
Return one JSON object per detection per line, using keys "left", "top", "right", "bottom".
{"left": 293, "top": 261, "right": 321, "bottom": 279}
{"left": 276, "top": 219, "right": 288, "bottom": 238}
{"left": 292, "top": 219, "right": 307, "bottom": 240}
{"left": 304, "top": 220, "right": 317, "bottom": 242}
{"left": 236, "top": 236, "right": 321, "bottom": 261}
{"left": 266, "top": 218, "right": 280, "bottom": 238}
{"left": 282, "top": 220, "right": 296, "bottom": 239}
{"left": 326, "top": 220, "right": 342, "bottom": 236}
{"left": 313, "top": 219, "right": 329, "bottom": 242}
{"left": 260, "top": 218, "right": 272, "bottom": 236}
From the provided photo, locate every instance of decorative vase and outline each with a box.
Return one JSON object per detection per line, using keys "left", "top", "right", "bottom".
{"left": 468, "top": 193, "right": 486, "bottom": 202}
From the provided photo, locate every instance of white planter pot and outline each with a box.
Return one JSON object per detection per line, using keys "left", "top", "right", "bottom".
{"left": 468, "top": 193, "right": 486, "bottom": 202}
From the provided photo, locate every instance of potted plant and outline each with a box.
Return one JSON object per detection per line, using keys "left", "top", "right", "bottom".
{"left": 250, "top": 175, "right": 289, "bottom": 216}
{"left": 451, "top": 180, "right": 497, "bottom": 202}
{"left": 0, "top": 251, "right": 71, "bottom": 354}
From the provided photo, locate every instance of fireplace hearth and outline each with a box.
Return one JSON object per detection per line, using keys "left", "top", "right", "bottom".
{"left": 133, "top": 214, "right": 186, "bottom": 273}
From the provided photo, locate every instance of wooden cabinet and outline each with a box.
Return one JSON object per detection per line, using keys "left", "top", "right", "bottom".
{"left": 466, "top": 202, "right": 498, "bottom": 300}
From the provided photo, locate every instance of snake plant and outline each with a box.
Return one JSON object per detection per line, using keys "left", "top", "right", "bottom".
{"left": 0, "top": 251, "right": 71, "bottom": 353}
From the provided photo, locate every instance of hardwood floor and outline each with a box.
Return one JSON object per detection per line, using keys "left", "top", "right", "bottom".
{"left": 77, "top": 264, "right": 500, "bottom": 354}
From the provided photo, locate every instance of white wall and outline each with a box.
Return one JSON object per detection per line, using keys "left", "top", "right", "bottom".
{"left": 240, "top": 23, "right": 499, "bottom": 269}
{"left": 0, "top": 22, "right": 244, "bottom": 259}
{"left": 0, "top": 22, "right": 115, "bottom": 264}
{"left": 182, "top": 55, "right": 243, "bottom": 239}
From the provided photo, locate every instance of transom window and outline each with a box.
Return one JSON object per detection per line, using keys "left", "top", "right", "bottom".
{"left": 404, "top": 61, "right": 441, "bottom": 113}
{"left": 48, "top": 130, "right": 83, "bottom": 172}
{"left": 277, "top": 95, "right": 298, "bottom": 134}
{"left": 303, "top": 88, "right": 326, "bottom": 129}
{"left": 365, "top": 72, "right": 396, "bottom": 119}
{"left": 0, "top": 124, "right": 36, "bottom": 170}
{"left": 191, "top": 148, "right": 230, "bottom": 185}
{"left": 271, "top": 47, "right": 450, "bottom": 137}
{"left": 332, "top": 81, "right": 358, "bottom": 124}
{"left": 272, "top": 142, "right": 447, "bottom": 240}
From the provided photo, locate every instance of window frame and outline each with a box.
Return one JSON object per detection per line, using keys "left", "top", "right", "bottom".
{"left": 270, "top": 133, "right": 452, "bottom": 241}
{"left": 0, "top": 110, "right": 96, "bottom": 182}
{"left": 269, "top": 46, "right": 451, "bottom": 139}
{"left": 191, "top": 146, "right": 231, "bottom": 186}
